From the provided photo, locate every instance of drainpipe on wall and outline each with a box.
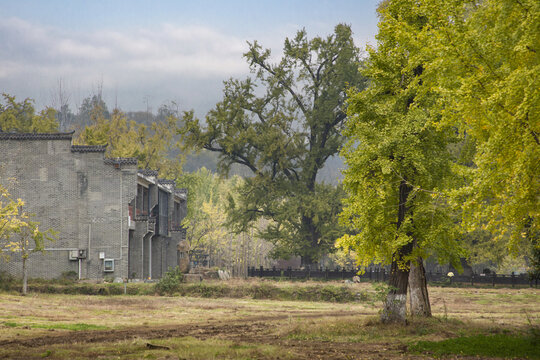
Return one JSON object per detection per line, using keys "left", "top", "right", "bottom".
{"left": 149, "top": 235, "right": 152, "bottom": 279}
{"left": 87, "top": 223, "right": 92, "bottom": 279}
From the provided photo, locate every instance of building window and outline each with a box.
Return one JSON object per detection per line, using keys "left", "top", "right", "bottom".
{"left": 173, "top": 201, "right": 181, "bottom": 227}
{"left": 136, "top": 184, "right": 149, "bottom": 216}
{"left": 158, "top": 190, "right": 169, "bottom": 235}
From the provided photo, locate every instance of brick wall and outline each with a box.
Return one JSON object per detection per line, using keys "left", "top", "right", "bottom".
{"left": 0, "top": 134, "right": 136, "bottom": 280}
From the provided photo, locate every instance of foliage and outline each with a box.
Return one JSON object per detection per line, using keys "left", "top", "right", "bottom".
{"left": 410, "top": 333, "right": 540, "bottom": 359}
{"left": 0, "top": 93, "right": 58, "bottom": 133}
{"left": 1, "top": 185, "right": 55, "bottom": 260}
{"left": 372, "top": 0, "right": 540, "bottom": 260}
{"left": 0, "top": 185, "right": 26, "bottom": 257}
{"left": 417, "top": 0, "right": 540, "bottom": 253}
{"left": 155, "top": 266, "right": 184, "bottom": 295}
{"left": 0, "top": 183, "right": 56, "bottom": 294}
{"left": 176, "top": 168, "right": 229, "bottom": 254}
{"left": 338, "top": 1, "right": 462, "bottom": 271}
{"left": 75, "top": 103, "right": 184, "bottom": 176}
{"left": 180, "top": 24, "right": 366, "bottom": 264}
{"left": 176, "top": 168, "right": 274, "bottom": 272}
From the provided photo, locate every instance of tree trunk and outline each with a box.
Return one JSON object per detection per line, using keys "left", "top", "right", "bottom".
{"left": 300, "top": 214, "right": 320, "bottom": 268}
{"left": 22, "top": 255, "right": 28, "bottom": 296}
{"left": 381, "top": 179, "right": 413, "bottom": 324}
{"left": 408, "top": 257, "right": 431, "bottom": 317}
{"left": 381, "top": 256, "right": 411, "bottom": 323}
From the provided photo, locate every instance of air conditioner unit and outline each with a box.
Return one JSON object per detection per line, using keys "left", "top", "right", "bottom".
{"left": 69, "top": 250, "right": 79, "bottom": 260}
{"left": 103, "top": 259, "right": 115, "bottom": 272}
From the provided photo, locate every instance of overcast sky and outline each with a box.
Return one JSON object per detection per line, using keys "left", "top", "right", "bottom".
{"left": 1, "top": 0, "right": 380, "bottom": 117}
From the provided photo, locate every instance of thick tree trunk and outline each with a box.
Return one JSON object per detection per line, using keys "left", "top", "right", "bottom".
{"left": 22, "top": 255, "right": 28, "bottom": 295}
{"left": 381, "top": 180, "right": 413, "bottom": 324}
{"left": 408, "top": 257, "right": 431, "bottom": 317}
{"left": 300, "top": 214, "right": 320, "bottom": 267}
{"left": 381, "top": 256, "right": 411, "bottom": 323}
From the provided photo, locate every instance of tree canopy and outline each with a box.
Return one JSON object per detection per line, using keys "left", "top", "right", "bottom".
{"left": 0, "top": 94, "right": 58, "bottom": 133}
{"left": 181, "top": 24, "right": 366, "bottom": 264}
{"left": 75, "top": 103, "right": 184, "bottom": 178}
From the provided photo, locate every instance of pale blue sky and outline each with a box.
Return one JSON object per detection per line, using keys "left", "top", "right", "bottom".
{"left": 1, "top": 0, "right": 380, "bottom": 115}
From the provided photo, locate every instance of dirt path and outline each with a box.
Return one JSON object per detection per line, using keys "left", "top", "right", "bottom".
{"left": 0, "top": 311, "right": 419, "bottom": 359}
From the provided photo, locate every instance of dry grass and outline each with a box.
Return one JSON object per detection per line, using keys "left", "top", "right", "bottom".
{"left": 0, "top": 281, "right": 538, "bottom": 359}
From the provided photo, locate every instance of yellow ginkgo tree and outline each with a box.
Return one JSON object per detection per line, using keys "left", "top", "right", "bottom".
{"left": 0, "top": 185, "right": 56, "bottom": 295}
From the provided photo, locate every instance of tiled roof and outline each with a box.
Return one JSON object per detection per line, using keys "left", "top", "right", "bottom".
{"left": 0, "top": 131, "right": 74, "bottom": 140}
{"left": 104, "top": 157, "right": 138, "bottom": 166}
{"left": 158, "top": 179, "right": 176, "bottom": 186}
{"left": 175, "top": 188, "right": 188, "bottom": 195}
{"left": 138, "top": 169, "right": 159, "bottom": 177}
{"left": 71, "top": 145, "right": 107, "bottom": 153}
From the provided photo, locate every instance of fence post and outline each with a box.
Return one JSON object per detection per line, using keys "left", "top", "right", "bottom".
{"left": 342, "top": 267, "right": 345, "bottom": 280}
{"left": 259, "top": 265, "right": 263, "bottom": 278}
{"left": 307, "top": 265, "right": 311, "bottom": 280}
{"left": 492, "top": 272, "right": 496, "bottom": 287}
{"left": 325, "top": 267, "right": 329, "bottom": 280}
{"left": 471, "top": 274, "right": 474, "bottom": 286}
{"left": 383, "top": 268, "right": 386, "bottom": 282}
{"left": 288, "top": 266, "right": 292, "bottom": 280}
{"left": 511, "top": 272, "right": 515, "bottom": 288}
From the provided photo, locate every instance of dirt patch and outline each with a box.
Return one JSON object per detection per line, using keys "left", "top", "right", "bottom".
{"left": 0, "top": 311, "right": 415, "bottom": 360}
{"left": 0, "top": 311, "right": 362, "bottom": 348}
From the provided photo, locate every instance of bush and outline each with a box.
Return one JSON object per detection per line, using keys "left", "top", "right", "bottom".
{"left": 155, "top": 266, "right": 184, "bottom": 295}
{"left": 0, "top": 272, "right": 17, "bottom": 291}
{"left": 60, "top": 271, "right": 78, "bottom": 284}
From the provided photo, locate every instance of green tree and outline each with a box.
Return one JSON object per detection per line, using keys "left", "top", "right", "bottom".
{"left": 181, "top": 24, "right": 366, "bottom": 265}
{"left": 0, "top": 94, "right": 58, "bottom": 133}
{"left": 416, "top": 0, "right": 540, "bottom": 256}
{"left": 338, "top": 1, "right": 462, "bottom": 323}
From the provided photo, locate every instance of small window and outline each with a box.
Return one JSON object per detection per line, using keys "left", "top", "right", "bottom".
{"left": 104, "top": 259, "right": 115, "bottom": 272}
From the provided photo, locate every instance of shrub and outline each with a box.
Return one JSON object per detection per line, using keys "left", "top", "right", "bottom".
{"left": 155, "top": 266, "right": 184, "bottom": 295}
{"left": 0, "top": 272, "right": 17, "bottom": 291}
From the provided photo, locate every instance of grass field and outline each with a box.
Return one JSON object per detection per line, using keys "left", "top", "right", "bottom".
{"left": 0, "top": 280, "right": 538, "bottom": 359}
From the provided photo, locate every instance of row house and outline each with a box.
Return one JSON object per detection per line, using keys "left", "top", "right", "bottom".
{"left": 0, "top": 132, "right": 187, "bottom": 280}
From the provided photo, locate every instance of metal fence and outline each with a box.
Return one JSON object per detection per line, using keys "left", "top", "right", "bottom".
{"left": 247, "top": 266, "right": 539, "bottom": 288}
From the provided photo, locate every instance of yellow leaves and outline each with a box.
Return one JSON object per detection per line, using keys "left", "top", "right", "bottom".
{"left": 1, "top": 183, "right": 55, "bottom": 260}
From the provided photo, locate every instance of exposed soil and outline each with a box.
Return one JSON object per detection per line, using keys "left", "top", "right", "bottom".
{"left": 0, "top": 311, "right": 419, "bottom": 359}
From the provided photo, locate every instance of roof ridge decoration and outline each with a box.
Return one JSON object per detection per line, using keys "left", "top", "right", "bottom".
{"left": 138, "top": 169, "right": 159, "bottom": 177}
{"left": 104, "top": 157, "right": 138, "bottom": 166}
{"left": 71, "top": 145, "right": 107, "bottom": 153}
{"left": 0, "top": 131, "right": 75, "bottom": 140}
{"left": 158, "top": 178, "right": 176, "bottom": 185}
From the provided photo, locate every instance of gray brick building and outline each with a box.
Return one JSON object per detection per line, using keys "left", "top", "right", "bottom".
{"left": 0, "top": 132, "right": 187, "bottom": 280}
